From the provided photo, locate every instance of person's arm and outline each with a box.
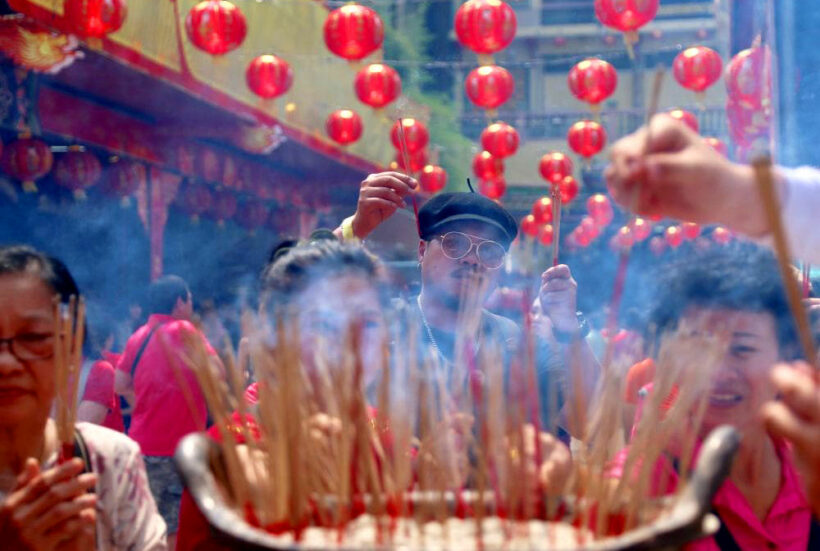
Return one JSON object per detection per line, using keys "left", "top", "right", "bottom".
{"left": 78, "top": 361, "right": 114, "bottom": 426}
{"left": 114, "top": 343, "right": 136, "bottom": 406}
{"left": 116, "top": 445, "right": 168, "bottom": 550}
{"left": 76, "top": 401, "right": 108, "bottom": 426}
{"left": 331, "top": 172, "right": 418, "bottom": 241}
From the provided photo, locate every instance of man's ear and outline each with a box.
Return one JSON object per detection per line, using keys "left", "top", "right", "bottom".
{"left": 418, "top": 240, "right": 427, "bottom": 263}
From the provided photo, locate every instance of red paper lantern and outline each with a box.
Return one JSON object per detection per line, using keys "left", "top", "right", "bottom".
{"left": 630, "top": 217, "right": 651, "bottom": 241}
{"left": 725, "top": 46, "right": 771, "bottom": 111}
{"left": 586, "top": 193, "right": 613, "bottom": 226}
{"left": 539, "top": 151, "right": 572, "bottom": 185}
{"left": 579, "top": 216, "right": 600, "bottom": 240}
{"left": 703, "top": 137, "right": 728, "bottom": 157}
{"left": 575, "top": 229, "right": 592, "bottom": 248}
{"left": 101, "top": 159, "right": 144, "bottom": 203}
{"left": 326, "top": 109, "right": 363, "bottom": 145}
{"left": 53, "top": 149, "right": 102, "bottom": 197}
{"left": 712, "top": 226, "right": 732, "bottom": 244}
{"left": 246, "top": 55, "right": 293, "bottom": 99}
{"left": 354, "top": 64, "right": 401, "bottom": 109}
{"left": 420, "top": 165, "right": 447, "bottom": 193}
{"left": 648, "top": 235, "right": 666, "bottom": 256}
{"left": 594, "top": 0, "right": 658, "bottom": 34}
{"left": 473, "top": 151, "right": 503, "bottom": 180}
{"left": 531, "top": 196, "right": 553, "bottom": 224}
{"left": 390, "top": 119, "right": 429, "bottom": 154}
{"left": 2, "top": 137, "right": 53, "bottom": 192}
{"left": 673, "top": 46, "right": 723, "bottom": 93}
{"left": 465, "top": 65, "right": 514, "bottom": 110}
{"left": 681, "top": 221, "right": 701, "bottom": 240}
{"left": 323, "top": 4, "right": 384, "bottom": 61}
{"left": 454, "top": 0, "right": 517, "bottom": 55}
{"left": 558, "top": 175, "right": 579, "bottom": 204}
{"left": 238, "top": 201, "right": 269, "bottom": 231}
{"left": 64, "top": 0, "right": 127, "bottom": 39}
{"left": 480, "top": 122, "right": 519, "bottom": 159}
{"left": 667, "top": 109, "right": 699, "bottom": 133}
{"left": 479, "top": 178, "right": 506, "bottom": 200}
{"left": 611, "top": 226, "right": 634, "bottom": 251}
{"left": 186, "top": 0, "right": 247, "bottom": 56}
{"left": 538, "top": 224, "right": 554, "bottom": 246}
{"left": 395, "top": 149, "right": 429, "bottom": 173}
{"left": 177, "top": 183, "right": 213, "bottom": 218}
{"left": 521, "top": 214, "right": 539, "bottom": 238}
{"left": 209, "top": 190, "right": 238, "bottom": 223}
{"left": 567, "top": 120, "right": 607, "bottom": 159}
{"left": 665, "top": 225, "right": 684, "bottom": 248}
{"left": 567, "top": 58, "right": 617, "bottom": 106}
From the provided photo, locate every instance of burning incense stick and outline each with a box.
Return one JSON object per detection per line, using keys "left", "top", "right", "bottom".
{"left": 551, "top": 186, "right": 562, "bottom": 267}
{"left": 752, "top": 156, "right": 818, "bottom": 367}
{"left": 396, "top": 118, "right": 422, "bottom": 237}
{"left": 53, "top": 295, "right": 85, "bottom": 462}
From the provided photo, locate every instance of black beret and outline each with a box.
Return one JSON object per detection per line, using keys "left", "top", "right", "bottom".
{"left": 418, "top": 192, "right": 518, "bottom": 248}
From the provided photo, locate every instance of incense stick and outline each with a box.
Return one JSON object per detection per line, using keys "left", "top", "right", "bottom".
{"left": 551, "top": 187, "right": 562, "bottom": 267}
{"left": 396, "top": 118, "right": 422, "bottom": 238}
{"left": 752, "top": 156, "right": 818, "bottom": 368}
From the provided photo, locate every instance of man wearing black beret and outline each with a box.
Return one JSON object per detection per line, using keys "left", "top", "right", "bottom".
{"left": 333, "top": 172, "right": 601, "bottom": 435}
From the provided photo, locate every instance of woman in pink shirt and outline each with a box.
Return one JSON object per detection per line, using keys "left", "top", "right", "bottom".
{"left": 609, "top": 243, "right": 816, "bottom": 550}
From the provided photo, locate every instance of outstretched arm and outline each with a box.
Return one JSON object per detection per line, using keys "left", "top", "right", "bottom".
{"left": 332, "top": 172, "right": 418, "bottom": 241}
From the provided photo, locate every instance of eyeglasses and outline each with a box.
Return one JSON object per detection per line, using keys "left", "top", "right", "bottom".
{"left": 437, "top": 231, "right": 506, "bottom": 270}
{"left": 0, "top": 333, "right": 55, "bottom": 361}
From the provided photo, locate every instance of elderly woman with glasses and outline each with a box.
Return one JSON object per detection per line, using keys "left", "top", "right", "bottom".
{"left": 0, "top": 245, "right": 166, "bottom": 550}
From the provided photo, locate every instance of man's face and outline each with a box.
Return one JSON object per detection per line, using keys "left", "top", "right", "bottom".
{"left": 418, "top": 222, "right": 506, "bottom": 309}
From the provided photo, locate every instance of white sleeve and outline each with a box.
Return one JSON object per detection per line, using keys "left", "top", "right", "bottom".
{"left": 780, "top": 166, "right": 820, "bottom": 264}
{"left": 120, "top": 446, "right": 168, "bottom": 550}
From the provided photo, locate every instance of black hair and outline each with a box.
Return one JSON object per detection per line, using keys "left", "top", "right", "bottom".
{"left": 147, "top": 275, "right": 190, "bottom": 315}
{"left": 0, "top": 245, "right": 80, "bottom": 304}
{"left": 260, "top": 240, "right": 383, "bottom": 314}
{"left": 648, "top": 242, "right": 800, "bottom": 359}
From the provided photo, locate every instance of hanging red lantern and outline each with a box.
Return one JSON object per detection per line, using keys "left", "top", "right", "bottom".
{"left": 394, "top": 149, "right": 428, "bottom": 173}
{"left": 667, "top": 109, "right": 699, "bottom": 134}
{"left": 53, "top": 148, "right": 102, "bottom": 198}
{"left": 354, "top": 64, "right": 401, "bottom": 109}
{"left": 575, "top": 229, "right": 592, "bottom": 248}
{"left": 725, "top": 46, "right": 771, "bottom": 111}
{"left": 390, "top": 119, "right": 429, "bottom": 154}
{"left": 209, "top": 190, "right": 238, "bottom": 224}
{"left": 579, "top": 216, "right": 600, "bottom": 240}
{"left": 558, "top": 175, "right": 579, "bottom": 204}
{"left": 703, "top": 137, "right": 728, "bottom": 157}
{"left": 101, "top": 159, "right": 144, "bottom": 205}
{"left": 64, "top": 0, "right": 127, "bottom": 39}
{"left": 185, "top": 0, "right": 247, "bottom": 56}
{"left": 2, "top": 136, "right": 53, "bottom": 192}
{"left": 237, "top": 201, "right": 269, "bottom": 231}
{"left": 326, "top": 109, "right": 363, "bottom": 145}
{"left": 531, "top": 196, "right": 553, "bottom": 224}
{"left": 521, "top": 214, "right": 538, "bottom": 238}
{"left": 586, "top": 193, "right": 613, "bottom": 226}
{"left": 567, "top": 58, "right": 617, "bottom": 107}
{"left": 480, "top": 122, "right": 519, "bottom": 158}
{"left": 648, "top": 235, "right": 666, "bottom": 256}
{"left": 630, "top": 217, "right": 652, "bottom": 241}
{"left": 712, "top": 226, "right": 732, "bottom": 244}
{"left": 539, "top": 151, "right": 572, "bottom": 185}
{"left": 538, "top": 224, "right": 554, "bottom": 246}
{"left": 420, "top": 165, "right": 447, "bottom": 193}
{"left": 473, "top": 150, "right": 503, "bottom": 180}
{"left": 323, "top": 4, "right": 384, "bottom": 61}
{"left": 665, "top": 225, "right": 684, "bottom": 248}
{"left": 465, "top": 65, "right": 514, "bottom": 110}
{"left": 673, "top": 46, "right": 723, "bottom": 93}
{"left": 567, "top": 120, "right": 607, "bottom": 159}
{"left": 177, "top": 183, "right": 213, "bottom": 220}
{"left": 611, "top": 226, "right": 633, "bottom": 251}
{"left": 246, "top": 55, "right": 293, "bottom": 99}
{"left": 454, "top": 0, "right": 517, "bottom": 56}
{"left": 594, "top": 0, "right": 659, "bottom": 41}
{"left": 479, "top": 177, "right": 506, "bottom": 200}
{"left": 681, "top": 221, "right": 701, "bottom": 240}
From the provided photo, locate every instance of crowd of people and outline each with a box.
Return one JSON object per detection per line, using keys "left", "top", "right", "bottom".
{"left": 0, "top": 115, "right": 819, "bottom": 550}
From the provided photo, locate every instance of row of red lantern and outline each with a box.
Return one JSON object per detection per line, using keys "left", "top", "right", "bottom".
{"left": 566, "top": 194, "right": 614, "bottom": 248}
{"left": 174, "top": 182, "right": 286, "bottom": 231}
{"left": 647, "top": 225, "right": 733, "bottom": 255}
{"left": 470, "top": 122, "right": 521, "bottom": 201}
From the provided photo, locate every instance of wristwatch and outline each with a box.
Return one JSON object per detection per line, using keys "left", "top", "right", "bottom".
{"left": 552, "top": 311, "right": 590, "bottom": 343}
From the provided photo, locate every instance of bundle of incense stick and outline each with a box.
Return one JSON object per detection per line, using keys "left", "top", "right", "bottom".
{"left": 53, "top": 295, "right": 85, "bottom": 462}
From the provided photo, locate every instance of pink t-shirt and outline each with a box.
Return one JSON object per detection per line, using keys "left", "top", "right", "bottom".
{"left": 608, "top": 434, "right": 811, "bottom": 550}
{"left": 82, "top": 356, "right": 125, "bottom": 433}
{"left": 116, "top": 314, "right": 215, "bottom": 456}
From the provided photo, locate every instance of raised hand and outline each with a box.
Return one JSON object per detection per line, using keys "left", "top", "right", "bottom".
{"left": 350, "top": 172, "right": 418, "bottom": 239}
